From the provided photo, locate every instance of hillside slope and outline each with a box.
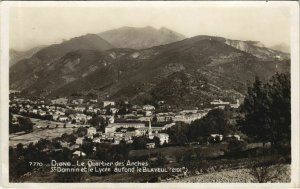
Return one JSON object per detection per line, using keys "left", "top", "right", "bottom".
{"left": 10, "top": 34, "right": 114, "bottom": 91}
{"left": 10, "top": 35, "right": 290, "bottom": 106}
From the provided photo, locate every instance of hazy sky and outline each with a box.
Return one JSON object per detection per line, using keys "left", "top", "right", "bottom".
{"left": 10, "top": 6, "right": 290, "bottom": 51}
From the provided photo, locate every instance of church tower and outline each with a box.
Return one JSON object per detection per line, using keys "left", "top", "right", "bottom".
{"left": 148, "top": 120, "right": 153, "bottom": 139}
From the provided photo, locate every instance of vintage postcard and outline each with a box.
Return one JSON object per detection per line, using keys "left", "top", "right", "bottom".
{"left": 0, "top": 1, "right": 299, "bottom": 188}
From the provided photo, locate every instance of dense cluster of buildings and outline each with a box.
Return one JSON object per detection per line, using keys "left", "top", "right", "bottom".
{"left": 9, "top": 93, "right": 241, "bottom": 151}
{"left": 9, "top": 96, "right": 218, "bottom": 125}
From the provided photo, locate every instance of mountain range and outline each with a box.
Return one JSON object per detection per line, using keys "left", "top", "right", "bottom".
{"left": 98, "top": 26, "right": 186, "bottom": 49}
{"left": 9, "top": 46, "right": 46, "bottom": 67}
{"left": 9, "top": 26, "right": 290, "bottom": 107}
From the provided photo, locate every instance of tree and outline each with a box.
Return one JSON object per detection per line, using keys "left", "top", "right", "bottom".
{"left": 76, "top": 126, "right": 87, "bottom": 137}
{"left": 116, "top": 107, "right": 129, "bottom": 115}
{"left": 240, "top": 73, "right": 291, "bottom": 153}
{"left": 152, "top": 115, "right": 158, "bottom": 123}
{"left": 52, "top": 140, "right": 62, "bottom": 149}
{"left": 17, "top": 117, "right": 33, "bottom": 132}
{"left": 60, "top": 133, "right": 76, "bottom": 144}
{"left": 266, "top": 73, "right": 291, "bottom": 152}
{"left": 35, "top": 139, "right": 51, "bottom": 151}
{"left": 166, "top": 122, "right": 189, "bottom": 145}
{"left": 240, "top": 77, "right": 270, "bottom": 145}
{"left": 43, "top": 114, "right": 53, "bottom": 121}
{"left": 81, "top": 142, "right": 94, "bottom": 157}
{"left": 88, "top": 115, "right": 106, "bottom": 132}
{"left": 152, "top": 136, "right": 161, "bottom": 147}
{"left": 215, "top": 135, "right": 221, "bottom": 143}
{"left": 187, "top": 108, "right": 235, "bottom": 142}
{"left": 132, "top": 136, "right": 147, "bottom": 150}
{"left": 16, "top": 143, "right": 24, "bottom": 157}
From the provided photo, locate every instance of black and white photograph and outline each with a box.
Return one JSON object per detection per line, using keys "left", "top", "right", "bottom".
{"left": 1, "top": 1, "right": 299, "bottom": 186}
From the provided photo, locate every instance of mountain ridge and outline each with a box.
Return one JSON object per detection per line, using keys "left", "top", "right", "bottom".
{"left": 9, "top": 45, "right": 47, "bottom": 67}
{"left": 34, "top": 33, "right": 114, "bottom": 60}
{"left": 98, "top": 26, "right": 186, "bottom": 49}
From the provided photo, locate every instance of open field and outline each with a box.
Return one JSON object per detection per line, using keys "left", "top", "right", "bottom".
{"left": 9, "top": 127, "right": 76, "bottom": 147}
{"left": 9, "top": 116, "right": 79, "bottom": 147}
{"left": 13, "top": 115, "right": 82, "bottom": 129}
{"left": 129, "top": 143, "right": 228, "bottom": 159}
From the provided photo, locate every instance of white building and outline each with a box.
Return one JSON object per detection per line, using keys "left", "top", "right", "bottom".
{"left": 138, "top": 116, "right": 151, "bottom": 122}
{"left": 110, "top": 107, "right": 118, "bottom": 114}
{"left": 73, "top": 150, "right": 86, "bottom": 157}
{"left": 103, "top": 101, "right": 115, "bottom": 107}
{"left": 58, "top": 116, "right": 69, "bottom": 122}
{"left": 210, "top": 99, "right": 230, "bottom": 105}
{"left": 39, "top": 111, "right": 47, "bottom": 116}
{"left": 226, "top": 134, "right": 241, "bottom": 141}
{"left": 55, "top": 110, "right": 65, "bottom": 116}
{"left": 93, "top": 137, "right": 102, "bottom": 143}
{"left": 210, "top": 134, "right": 223, "bottom": 141}
{"left": 90, "top": 99, "right": 98, "bottom": 103}
{"left": 74, "top": 107, "right": 86, "bottom": 113}
{"left": 145, "top": 111, "right": 153, "bottom": 116}
{"left": 75, "top": 113, "right": 87, "bottom": 123}
{"left": 142, "top": 105, "right": 155, "bottom": 111}
{"left": 162, "top": 123, "right": 176, "bottom": 130}
{"left": 230, "top": 99, "right": 240, "bottom": 109}
{"left": 105, "top": 123, "right": 145, "bottom": 134}
{"left": 76, "top": 137, "right": 84, "bottom": 145}
{"left": 146, "top": 143, "right": 155, "bottom": 149}
{"left": 87, "top": 127, "right": 97, "bottom": 135}
{"left": 152, "top": 133, "right": 169, "bottom": 145}
{"left": 173, "top": 112, "right": 207, "bottom": 124}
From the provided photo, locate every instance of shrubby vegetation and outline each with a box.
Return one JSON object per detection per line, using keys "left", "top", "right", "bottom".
{"left": 167, "top": 108, "right": 238, "bottom": 145}
{"left": 167, "top": 73, "right": 290, "bottom": 155}
{"left": 9, "top": 139, "right": 72, "bottom": 181}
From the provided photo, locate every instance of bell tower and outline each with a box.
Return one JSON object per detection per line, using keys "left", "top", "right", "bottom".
{"left": 148, "top": 120, "right": 153, "bottom": 139}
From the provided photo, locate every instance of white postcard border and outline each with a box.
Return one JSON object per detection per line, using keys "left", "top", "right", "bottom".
{"left": 0, "top": 1, "right": 299, "bottom": 188}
